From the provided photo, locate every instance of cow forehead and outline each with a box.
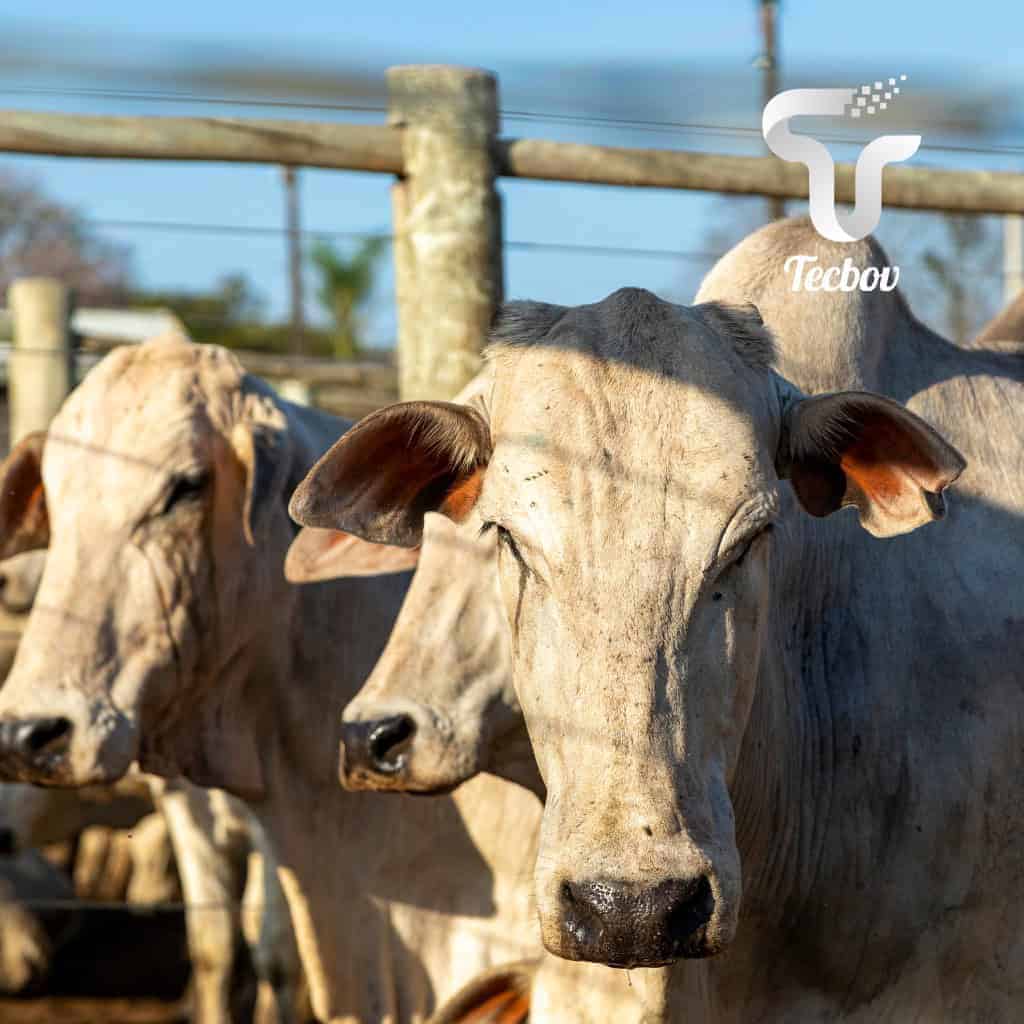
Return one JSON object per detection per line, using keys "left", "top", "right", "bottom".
{"left": 484, "top": 345, "right": 777, "bottom": 530}
{"left": 44, "top": 345, "right": 234, "bottom": 499}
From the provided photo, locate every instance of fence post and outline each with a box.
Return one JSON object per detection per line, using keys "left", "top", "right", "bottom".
{"left": 6, "top": 277, "right": 73, "bottom": 447}
{"left": 388, "top": 65, "right": 503, "bottom": 401}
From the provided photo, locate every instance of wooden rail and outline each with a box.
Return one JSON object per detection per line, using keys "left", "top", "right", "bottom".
{"left": 498, "top": 139, "right": 1024, "bottom": 216}
{"left": 0, "top": 111, "right": 403, "bottom": 173}
{"left": 2, "top": 109, "right": 1024, "bottom": 215}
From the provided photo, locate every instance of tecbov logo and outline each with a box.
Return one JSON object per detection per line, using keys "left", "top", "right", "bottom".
{"left": 762, "top": 76, "right": 921, "bottom": 244}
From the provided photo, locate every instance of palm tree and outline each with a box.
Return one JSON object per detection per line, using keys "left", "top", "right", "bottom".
{"left": 309, "top": 237, "right": 386, "bottom": 358}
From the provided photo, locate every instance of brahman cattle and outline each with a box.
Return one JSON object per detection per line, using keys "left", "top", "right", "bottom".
{"left": 0, "top": 336, "right": 538, "bottom": 1023}
{"left": 291, "top": 218, "right": 1024, "bottom": 1018}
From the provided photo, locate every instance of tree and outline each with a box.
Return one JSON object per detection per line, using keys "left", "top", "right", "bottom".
{"left": 309, "top": 237, "right": 386, "bottom": 358}
{"left": 918, "top": 215, "right": 999, "bottom": 346}
{"left": 0, "top": 168, "right": 131, "bottom": 304}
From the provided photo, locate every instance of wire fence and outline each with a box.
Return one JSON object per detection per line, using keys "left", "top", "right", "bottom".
{"left": 2, "top": 83, "right": 1023, "bottom": 158}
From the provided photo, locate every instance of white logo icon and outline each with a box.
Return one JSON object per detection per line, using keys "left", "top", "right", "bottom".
{"left": 762, "top": 76, "right": 921, "bottom": 243}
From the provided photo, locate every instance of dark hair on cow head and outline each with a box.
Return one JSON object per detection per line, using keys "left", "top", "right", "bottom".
{"left": 488, "top": 300, "right": 569, "bottom": 348}
{"left": 697, "top": 302, "right": 777, "bottom": 372}
{"left": 487, "top": 291, "right": 776, "bottom": 375}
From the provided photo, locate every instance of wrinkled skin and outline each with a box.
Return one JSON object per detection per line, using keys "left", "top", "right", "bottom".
{"left": 290, "top": 228, "right": 1024, "bottom": 1020}
{"left": 0, "top": 338, "right": 539, "bottom": 1023}
{"left": 0, "top": 343, "right": 278, "bottom": 789}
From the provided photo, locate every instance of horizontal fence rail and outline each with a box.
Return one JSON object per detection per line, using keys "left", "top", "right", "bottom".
{"left": 499, "top": 138, "right": 1024, "bottom": 215}
{"left": 0, "top": 110, "right": 404, "bottom": 173}
{"left": 3, "top": 109, "right": 1024, "bottom": 215}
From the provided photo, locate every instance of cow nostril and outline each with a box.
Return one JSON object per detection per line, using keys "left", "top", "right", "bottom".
{"left": 0, "top": 828, "right": 15, "bottom": 855}
{"left": 22, "top": 717, "right": 73, "bottom": 756}
{"left": 367, "top": 715, "right": 416, "bottom": 774}
{"left": 665, "top": 875, "right": 714, "bottom": 945}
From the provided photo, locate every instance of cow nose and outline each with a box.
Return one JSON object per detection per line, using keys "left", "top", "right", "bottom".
{"left": 558, "top": 875, "right": 714, "bottom": 967}
{"left": 340, "top": 715, "right": 416, "bottom": 783}
{"left": 0, "top": 716, "right": 73, "bottom": 776}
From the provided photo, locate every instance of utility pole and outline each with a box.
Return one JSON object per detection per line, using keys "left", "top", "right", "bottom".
{"left": 1004, "top": 214, "right": 1024, "bottom": 304}
{"left": 282, "top": 166, "right": 306, "bottom": 356}
{"left": 756, "top": 0, "right": 785, "bottom": 222}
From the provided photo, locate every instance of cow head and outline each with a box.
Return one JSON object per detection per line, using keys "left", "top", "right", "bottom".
{"left": 0, "top": 337, "right": 297, "bottom": 797}
{"left": 288, "top": 512, "right": 537, "bottom": 796}
{"left": 290, "top": 290, "right": 964, "bottom": 968}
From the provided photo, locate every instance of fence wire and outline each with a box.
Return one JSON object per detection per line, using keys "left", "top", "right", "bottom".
{"left": 2, "top": 84, "right": 1023, "bottom": 158}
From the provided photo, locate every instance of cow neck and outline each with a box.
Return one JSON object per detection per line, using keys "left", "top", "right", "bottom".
{"left": 729, "top": 500, "right": 849, "bottom": 937}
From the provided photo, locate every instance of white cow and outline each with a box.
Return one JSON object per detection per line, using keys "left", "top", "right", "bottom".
{"left": 290, "top": 219, "right": 1024, "bottom": 1019}
{"left": 0, "top": 548, "right": 303, "bottom": 1024}
{"left": 0, "top": 338, "right": 539, "bottom": 1022}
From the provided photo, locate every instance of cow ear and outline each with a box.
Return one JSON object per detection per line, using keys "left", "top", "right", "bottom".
{"left": 285, "top": 527, "right": 420, "bottom": 583}
{"left": 0, "top": 432, "right": 50, "bottom": 559}
{"left": 230, "top": 391, "right": 291, "bottom": 546}
{"left": 289, "top": 401, "right": 490, "bottom": 547}
{"left": 777, "top": 389, "right": 966, "bottom": 537}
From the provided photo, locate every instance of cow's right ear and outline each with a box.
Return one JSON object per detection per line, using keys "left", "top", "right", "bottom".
{"left": 0, "top": 433, "right": 49, "bottom": 559}
{"left": 285, "top": 527, "right": 420, "bottom": 583}
{"left": 288, "top": 401, "right": 490, "bottom": 547}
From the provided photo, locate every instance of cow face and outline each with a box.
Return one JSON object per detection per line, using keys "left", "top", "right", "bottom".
{"left": 289, "top": 513, "right": 529, "bottom": 795}
{"left": 290, "top": 289, "right": 964, "bottom": 968}
{"left": 0, "top": 339, "right": 292, "bottom": 797}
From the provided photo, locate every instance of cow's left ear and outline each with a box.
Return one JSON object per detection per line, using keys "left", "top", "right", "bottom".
{"left": 289, "top": 401, "right": 490, "bottom": 547}
{"left": 0, "top": 432, "right": 50, "bottom": 559}
{"left": 777, "top": 389, "right": 966, "bottom": 537}
{"left": 285, "top": 527, "right": 420, "bottom": 583}
{"left": 229, "top": 391, "right": 291, "bottom": 546}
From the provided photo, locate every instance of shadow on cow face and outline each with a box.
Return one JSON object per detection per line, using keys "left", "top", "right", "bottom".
{"left": 0, "top": 341, "right": 289, "bottom": 796}
{"left": 286, "top": 513, "right": 537, "bottom": 797}
{"left": 289, "top": 291, "right": 965, "bottom": 968}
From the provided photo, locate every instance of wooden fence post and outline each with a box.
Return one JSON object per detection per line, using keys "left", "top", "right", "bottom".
{"left": 388, "top": 65, "right": 503, "bottom": 401}
{"left": 7, "top": 278, "right": 73, "bottom": 446}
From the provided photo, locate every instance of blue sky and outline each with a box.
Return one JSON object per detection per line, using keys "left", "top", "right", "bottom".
{"left": 2, "top": 1, "right": 1022, "bottom": 343}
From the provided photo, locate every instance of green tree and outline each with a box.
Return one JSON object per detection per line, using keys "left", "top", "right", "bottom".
{"left": 309, "top": 237, "right": 386, "bottom": 358}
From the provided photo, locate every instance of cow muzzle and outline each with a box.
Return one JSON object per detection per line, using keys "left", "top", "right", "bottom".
{"left": 339, "top": 699, "right": 474, "bottom": 794}
{"left": 339, "top": 714, "right": 417, "bottom": 790}
{"left": 0, "top": 716, "right": 74, "bottom": 783}
{"left": 554, "top": 875, "right": 716, "bottom": 968}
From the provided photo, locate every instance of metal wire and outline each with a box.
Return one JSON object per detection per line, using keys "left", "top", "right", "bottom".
{"left": 75, "top": 217, "right": 725, "bottom": 264}
{"left": 1, "top": 84, "right": 1022, "bottom": 158}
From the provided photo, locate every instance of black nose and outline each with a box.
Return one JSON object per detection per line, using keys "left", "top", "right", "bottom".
{"left": 0, "top": 716, "right": 73, "bottom": 779}
{"left": 340, "top": 715, "right": 416, "bottom": 782}
{"left": 559, "top": 875, "right": 714, "bottom": 967}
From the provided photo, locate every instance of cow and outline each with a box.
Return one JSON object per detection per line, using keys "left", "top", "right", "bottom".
{"left": 0, "top": 337, "right": 539, "bottom": 1022}
{"left": 289, "top": 219, "right": 1024, "bottom": 1018}
{"left": 287, "top": 502, "right": 537, "bottom": 797}
{"left": 0, "top": 547, "right": 303, "bottom": 1024}
{"left": 972, "top": 291, "right": 1024, "bottom": 348}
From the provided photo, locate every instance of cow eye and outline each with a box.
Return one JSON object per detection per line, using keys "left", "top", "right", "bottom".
{"left": 162, "top": 472, "right": 208, "bottom": 515}
{"left": 480, "top": 521, "right": 530, "bottom": 572}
